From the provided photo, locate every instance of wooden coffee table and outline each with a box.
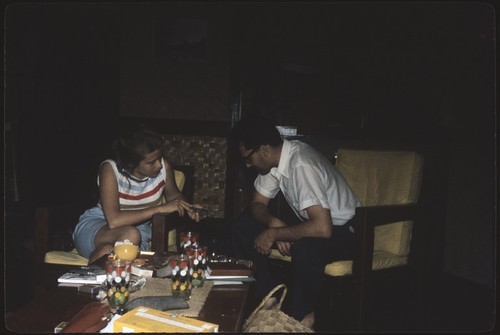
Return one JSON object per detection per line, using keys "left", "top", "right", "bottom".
{"left": 198, "top": 283, "right": 250, "bottom": 332}
{"left": 5, "top": 262, "right": 250, "bottom": 333}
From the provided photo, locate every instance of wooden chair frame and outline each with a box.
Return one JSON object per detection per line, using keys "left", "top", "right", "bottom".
{"left": 348, "top": 203, "right": 421, "bottom": 329}
{"left": 268, "top": 201, "right": 424, "bottom": 331}
{"left": 151, "top": 165, "right": 195, "bottom": 253}
{"left": 266, "top": 150, "right": 426, "bottom": 331}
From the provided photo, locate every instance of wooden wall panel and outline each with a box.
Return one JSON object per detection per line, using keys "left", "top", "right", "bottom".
{"left": 119, "top": 5, "right": 232, "bottom": 121}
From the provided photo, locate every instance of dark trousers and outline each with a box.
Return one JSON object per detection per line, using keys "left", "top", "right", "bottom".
{"left": 231, "top": 210, "right": 355, "bottom": 321}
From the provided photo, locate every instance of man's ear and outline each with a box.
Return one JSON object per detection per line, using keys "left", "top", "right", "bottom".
{"left": 260, "top": 144, "right": 272, "bottom": 157}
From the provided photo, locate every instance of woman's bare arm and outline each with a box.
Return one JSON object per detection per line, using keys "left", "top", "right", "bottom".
{"left": 99, "top": 162, "right": 191, "bottom": 229}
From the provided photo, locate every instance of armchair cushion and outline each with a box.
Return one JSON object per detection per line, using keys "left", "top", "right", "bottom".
{"left": 174, "top": 170, "right": 186, "bottom": 194}
{"left": 44, "top": 249, "right": 89, "bottom": 266}
{"left": 335, "top": 149, "right": 423, "bottom": 257}
{"left": 269, "top": 248, "right": 408, "bottom": 277}
{"left": 323, "top": 250, "right": 408, "bottom": 277}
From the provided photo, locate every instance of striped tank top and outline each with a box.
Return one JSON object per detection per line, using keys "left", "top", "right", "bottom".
{"left": 97, "top": 159, "right": 167, "bottom": 210}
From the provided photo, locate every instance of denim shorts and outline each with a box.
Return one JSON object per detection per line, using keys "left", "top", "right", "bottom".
{"left": 72, "top": 206, "right": 152, "bottom": 258}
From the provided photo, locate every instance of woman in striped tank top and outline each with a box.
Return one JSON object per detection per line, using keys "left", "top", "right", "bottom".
{"left": 73, "top": 125, "right": 203, "bottom": 264}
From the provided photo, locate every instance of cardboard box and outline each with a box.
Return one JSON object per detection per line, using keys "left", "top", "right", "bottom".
{"left": 131, "top": 264, "right": 154, "bottom": 277}
{"left": 131, "top": 255, "right": 172, "bottom": 278}
{"left": 131, "top": 263, "right": 172, "bottom": 278}
{"left": 113, "top": 306, "right": 219, "bottom": 333}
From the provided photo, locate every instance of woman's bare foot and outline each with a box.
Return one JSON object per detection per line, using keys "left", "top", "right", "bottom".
{"left": 300, "top": 311, "right": 315, "bottom": 329}
{"left": 88, "top": 244, "right": 114, "bottom": 264}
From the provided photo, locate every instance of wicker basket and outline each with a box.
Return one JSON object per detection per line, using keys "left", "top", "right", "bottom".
{"left": 243, "top": 284, "right": 314, "bottom": 333}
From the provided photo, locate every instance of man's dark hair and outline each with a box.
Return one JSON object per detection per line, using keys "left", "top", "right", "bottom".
{"left": 230, "top": 114, "right": 283, "bottom": 150}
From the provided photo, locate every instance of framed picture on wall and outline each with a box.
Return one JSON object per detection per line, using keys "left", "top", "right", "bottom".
{"left": 153, "top": 18, "right": 208, "bottom": 63}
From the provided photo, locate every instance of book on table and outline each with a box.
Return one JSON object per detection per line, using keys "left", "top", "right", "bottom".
{"left": 206, "top": 260, "right": 255, "bottom": 282}
{"left": 207, "top": 261, "right": 253, "bottom": 276}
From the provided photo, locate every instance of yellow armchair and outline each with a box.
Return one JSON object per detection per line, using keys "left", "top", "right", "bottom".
{"left": 269, "top": 148, "right": 424, "bottom": 330}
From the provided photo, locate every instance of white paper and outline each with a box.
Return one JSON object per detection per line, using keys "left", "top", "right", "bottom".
{"left": 205, "top": 272, "right": 249, "bottom": 280}
{"left": 99, "top": 314, "right": 122, "bottom": 333}
{"left": 58, "top": 272, "right": 106, "bottom": 285}
{"left": 213, "top": 280, "right": 244, "bottom": 285}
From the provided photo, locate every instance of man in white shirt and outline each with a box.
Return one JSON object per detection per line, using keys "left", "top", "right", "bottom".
{"left": 230, "top": 115, "right": 361, "bottom": 329}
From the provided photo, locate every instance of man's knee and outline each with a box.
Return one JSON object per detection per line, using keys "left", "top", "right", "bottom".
{"left": 291, "top": 238, "right": 328, "bottom": 266}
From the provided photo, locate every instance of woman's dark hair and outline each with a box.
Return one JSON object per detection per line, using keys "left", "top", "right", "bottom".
{"left": 230, "top": 114, "right": 282, "bottom": 150}
{"left": 113, "top": 124, "right": 164, "bottom": 173}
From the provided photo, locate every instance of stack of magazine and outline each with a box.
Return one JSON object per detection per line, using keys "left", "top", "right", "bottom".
{"left": 58, "top": 267, "right": 106, "bottom": 286}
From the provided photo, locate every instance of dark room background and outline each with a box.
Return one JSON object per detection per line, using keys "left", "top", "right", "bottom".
{"left": 4, "top": 1, "right": 496, "bottom": 328}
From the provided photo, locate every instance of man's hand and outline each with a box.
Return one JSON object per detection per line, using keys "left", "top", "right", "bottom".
{"left": 275, "top": 241, "right": 292, "bottom": 256}
{"left": 255, "top": 231, "right": 292, "bottom": 256}
{"left": 61, "top": 302, "right": 111, "bottom": 333}
{"left": 268, "top": 218, "right": 291, "bottom": 255}
{"left": 254, "top": 228, "right": 276, "bottom": 255}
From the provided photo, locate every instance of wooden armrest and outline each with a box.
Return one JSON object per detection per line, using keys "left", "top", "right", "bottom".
{"left": 150, "top": 164, "right": 195, "bottom": 253}
{"left": 151, "top": 213, "right": 191, "bottom": 253}
{"left": 34, "top": 202, "right": 93, "bottom": 264}
{"left": 34, "top": 207, "right": 50, "bottom": 264}
{"left": 351, "top": 203, "right": 419, "bottom": 280}
{"left": 349, "top": 203, "right": 420, "bottom": 325}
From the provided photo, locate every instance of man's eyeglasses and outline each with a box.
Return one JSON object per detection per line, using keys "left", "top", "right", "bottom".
{"left": 243, "top": 147, "right": 258, "bottom": 164}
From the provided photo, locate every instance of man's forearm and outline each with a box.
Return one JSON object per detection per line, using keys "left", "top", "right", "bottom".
{"left": 249, "top": 201, "right": 276, "bottom": 226}
{"left": 249, "top": 202, "right": 331, "bottom": 240}
{"left": 272, "top": 221, "right": 331, "bottom": 242}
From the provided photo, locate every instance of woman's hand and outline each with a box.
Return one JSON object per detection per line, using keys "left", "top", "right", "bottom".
{"left": 61, "top": 302, "right": 111, "bottom": 333}
{"left": 158, "top": 199, "right": 212, "bottom": 222}
{"left": 186, "top": 205, "right": 212, "bottom": 222}
{"left": 158, "top": 199, "right": 193, "bottom": 217}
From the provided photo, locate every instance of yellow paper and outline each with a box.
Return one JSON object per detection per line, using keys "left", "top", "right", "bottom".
{"left": 113, "top": 306, "right": 218, "bottom": 333}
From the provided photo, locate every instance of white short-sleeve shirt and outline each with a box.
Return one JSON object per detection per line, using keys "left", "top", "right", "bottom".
{"left": 254, "top": 140, "right": 361, "bottom": 226}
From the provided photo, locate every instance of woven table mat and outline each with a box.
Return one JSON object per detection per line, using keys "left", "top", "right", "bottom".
{"left": 128, "top": 277, "right": 214, "bottom": 317}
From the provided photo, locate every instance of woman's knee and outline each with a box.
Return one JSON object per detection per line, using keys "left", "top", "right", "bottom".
{"left": 118, "top": 226, "right": 141, "bottom": 244}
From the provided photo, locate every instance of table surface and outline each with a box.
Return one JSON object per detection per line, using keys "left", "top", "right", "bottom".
{"left": 5, "top": 261, "right": 250, "bottom": 333}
